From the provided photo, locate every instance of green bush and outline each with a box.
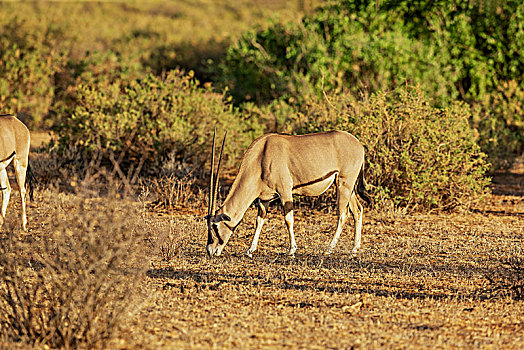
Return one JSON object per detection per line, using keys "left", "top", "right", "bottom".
{"left": 51, "top": 50, "right": 146, "bottom": 127}
{"left": 57, "top": 69, "right": 263, "bottom": 174}
{"left": 218, "top": 0, "right": 524, "bottom": 167}
{"left": 219, "top": 6, "right": 455, "bottom": 106}
{"left": 289, "top": 87, "right": 490, "bottom": 211}
{"left": 219, "top": 0, "right": 523, "bottom": 106}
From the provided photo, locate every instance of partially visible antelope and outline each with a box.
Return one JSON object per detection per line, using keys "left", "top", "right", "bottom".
{"left": 206, "top": 129, "right": 371, "bottom": 258}
{"left": 0, "top": 114, "right": 36, "bottom": 230}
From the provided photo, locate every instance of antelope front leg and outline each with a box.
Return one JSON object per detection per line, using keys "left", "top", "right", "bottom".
{"left": 327, "top": 211, "right": 348, "bottom": 254}
{"left": 245, "top": 200, "right": 269, "bottom": 258}
{"left": 283, "top": 201, "right": 297, "bottom": 257}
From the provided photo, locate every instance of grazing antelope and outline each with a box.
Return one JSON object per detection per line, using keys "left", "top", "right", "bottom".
{"left": 206, "top": 130, "right": 371, "bottom": 258}
{"left": 0, "top": 114, "right": 36, "bottom": 230}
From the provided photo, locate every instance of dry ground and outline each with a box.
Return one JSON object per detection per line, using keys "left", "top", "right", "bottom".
{"left": 2, "top": 162, "right": 523, "bottom": 349}
{"left": 122, "top": 169, "right": 521, "bottom": 349}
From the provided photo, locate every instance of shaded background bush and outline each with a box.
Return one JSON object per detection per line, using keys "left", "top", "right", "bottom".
{"left": 289, "top": 87, "right": 490, "bottom": 210}
{"left": 219, "top": 0, "right": 524, "bottom": 105}
{"left": 218, "top": 9, "right": 455, "bottom": 105}
{"left": 473, "top": 81, "right": 524, "bottom": 169}
{"left": 217, "top": 0, "right": 523, "bottom": 167}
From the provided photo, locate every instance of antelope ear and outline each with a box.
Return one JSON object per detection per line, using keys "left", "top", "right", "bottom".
{"left": 213, "top": 213, "right": 231, "bottom": 223}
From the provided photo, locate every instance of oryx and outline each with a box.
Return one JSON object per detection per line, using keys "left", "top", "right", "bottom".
{"left": 206, "top": 130, "right": 371, "bottom": 258}
{"left": 0, "top": 114, "right": 36, "bottom": 230}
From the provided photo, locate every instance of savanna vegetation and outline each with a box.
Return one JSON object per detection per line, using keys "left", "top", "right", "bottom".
{"left": 0, "top": 0, "right": 522, "bottom": 348}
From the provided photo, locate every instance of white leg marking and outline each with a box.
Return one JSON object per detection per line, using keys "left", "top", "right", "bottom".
{"left": 285, "top": 209, "right": 297, "bottom": 256}
{"left": 245, "top": 215, "right": 265, "bottom": 257}
{"left": 349, "top": 194, "right": 363, "bottom": 254}
{"left": 328, "top": 210, "right": 347, "bottom": 254}
{"left": 14, "top": 160, "right": 28, "bottom": 231}
{"left": 327, "top": 181, "right": 351, "bottom": 255}
{"left": 352, "top": 212, "right": 362, "bottom": 254}
{"left": 0, "top": 168, "right": 11, "bottom": 226}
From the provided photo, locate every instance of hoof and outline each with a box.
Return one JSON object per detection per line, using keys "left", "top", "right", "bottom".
{"left": 287, "top": 247, "right": 297, "bottom": 258}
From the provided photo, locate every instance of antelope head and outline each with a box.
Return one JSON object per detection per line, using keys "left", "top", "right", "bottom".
{"left": 206, "top": 129, "right": 231, "bottom": 257}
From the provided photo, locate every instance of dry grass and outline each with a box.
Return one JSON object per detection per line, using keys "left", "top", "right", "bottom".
{"left": 0, "top": 189, "right": 149, "bottom": 348}
{"left": 0, "top": 168, "right": 522, "bottom": 349}
{"left": 114, "top": 173, "right": 521, "bottom": 349}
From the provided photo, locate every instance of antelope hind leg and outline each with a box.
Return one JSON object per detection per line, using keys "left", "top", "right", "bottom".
{"left": 347, "top": 192, "right": 363, "bottom": 254}
{"left": 0, "top": 168, "right": 11, "bottom": 228}
{"left": 13, "top": 159, "right": 28, "bottom": 231}
{"left": 326, "top": 179, "right": 351, "bottom": 254}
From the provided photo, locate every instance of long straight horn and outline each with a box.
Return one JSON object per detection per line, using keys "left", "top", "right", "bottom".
{"left": 212, "top": 131, "right": 227, "bottom": 215}
{"left": 208, "top": 128, "right": 216, "bottom": 217}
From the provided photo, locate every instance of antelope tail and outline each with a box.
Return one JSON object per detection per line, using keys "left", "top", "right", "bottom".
{"left": 356, "top": 163, "right": 372, "bottom": 206}
{"left": 26, "top": 162, "right": 37, "bottom": 201}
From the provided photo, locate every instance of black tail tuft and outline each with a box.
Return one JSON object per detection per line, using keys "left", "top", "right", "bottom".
{"left": 356, "top": 163, "right": 372, "bottom": 206}
{"left": 26, "top": 162, "right": 37, "bottom": 201}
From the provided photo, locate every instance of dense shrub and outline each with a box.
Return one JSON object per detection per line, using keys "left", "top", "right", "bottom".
{"left": 220, "top": 0, "right": 523, "bottom": 105}
{"left": 218, "top": 0, "right": 524, "bottom": 166}
{"left": 289, "top": 87, "right": 490, "bottom": 211}
{"left": 57, "top": 69, "right": 263, "bottom": 174}
{"left": 51, "top": 50, "right": 147, "bottom": 128}
{"left": 219, "top": 12, "right": 455, "bottom": 106}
